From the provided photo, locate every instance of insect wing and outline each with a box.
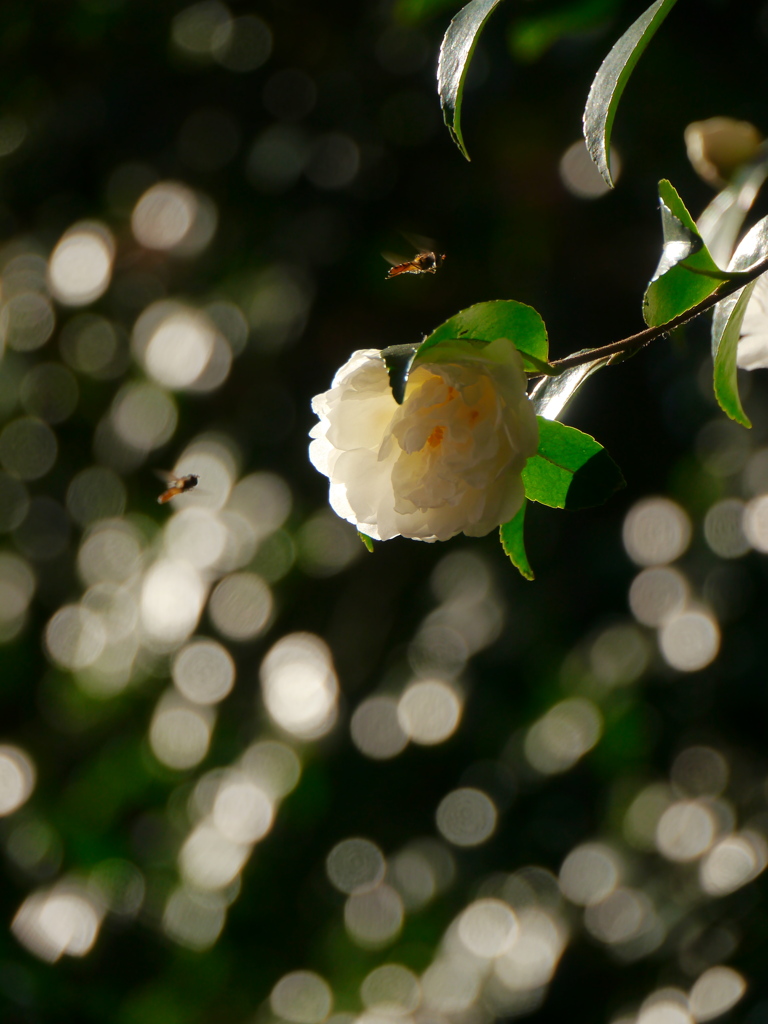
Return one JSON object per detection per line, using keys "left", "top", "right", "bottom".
{"left": 383, "top": 249, "right": 411, "bottom": 266}
{"left": 401, "top": 230, "right": 439, "bottom": 255}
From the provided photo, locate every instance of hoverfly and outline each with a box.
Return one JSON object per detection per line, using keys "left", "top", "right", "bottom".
{"left": 383, "top": 233, "right": 446, "bottom": 279}
{"left": 385, "top": 250, "right": 446, "bottom": 279}
{"left": 156, "top": 471, "right": 200, "bottom": 504}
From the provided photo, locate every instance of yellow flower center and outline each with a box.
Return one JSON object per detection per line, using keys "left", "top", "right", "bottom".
{"left": 427, "top": 425, "right": 445, "bottom": 448}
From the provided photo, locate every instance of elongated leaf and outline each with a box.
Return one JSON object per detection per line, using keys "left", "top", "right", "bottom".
{"left": 708, "top": 211, "right": 768, "bottom": 352}
{"left": 522, "top": 417, "right": 624, "bottom": 509}
{"left": 418, "top": 300, "right": 549, "bottom": 368}
{"left": 711, "top": 284, "right": 754, "bottom": 428}
{"left": 643, "top": 180, "right": 721, "bottom": 327}
{"left": 531, "top": 353, "right": 611, "bottom": 421}
{"left": 438, "top": 0, "right": 506, "bottom": 160}
{"left": 711, "top": 211, "right": 768, "bottom": 424}
{"left": 499, "top": 501, "right": 534, "bottom": 580}
{"left": 583, "top": 0, "right": 677, "bottom": 187}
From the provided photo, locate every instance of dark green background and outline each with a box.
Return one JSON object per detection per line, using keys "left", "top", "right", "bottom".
{"left": 3, "top": 1, "right": 768, "bottom": 1022}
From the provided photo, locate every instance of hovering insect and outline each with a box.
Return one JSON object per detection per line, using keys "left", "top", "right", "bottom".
{"left": 156, "top": 472, "right": 199, "bottom": 504}
{"left": 385, "top": 250, "right": 446, "bottom": 279}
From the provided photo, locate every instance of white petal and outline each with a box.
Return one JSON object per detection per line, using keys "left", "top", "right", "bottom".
{"left": 737, "top": 331, "right": 768, "bottom": 370}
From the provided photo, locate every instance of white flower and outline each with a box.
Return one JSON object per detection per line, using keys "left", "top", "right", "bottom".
{"left": 309, "top": 339, "right": 539, "bottom": 542}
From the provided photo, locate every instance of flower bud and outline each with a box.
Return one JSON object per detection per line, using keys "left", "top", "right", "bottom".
{"left": 684, "top": 117, "right": 764, "bottom": 188}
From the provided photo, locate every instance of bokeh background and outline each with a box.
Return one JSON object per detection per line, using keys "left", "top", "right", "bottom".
{"left": 3, "top": 0, "right": 768, "bottom": 1022}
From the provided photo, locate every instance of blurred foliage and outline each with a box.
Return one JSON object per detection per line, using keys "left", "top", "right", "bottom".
{"left": 3, "top": 2, "right": 768, "bottom": 1024}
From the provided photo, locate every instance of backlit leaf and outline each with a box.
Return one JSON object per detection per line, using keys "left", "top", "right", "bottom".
{"left": 438, "top": 0, "right": 506, "bottom": 160}
{"left": 522, "top": 417, "right": 624, "bottom": 509}
{"left": 583, "top": 0, "right": 678, "bottom": 187}
{"left": 531, "top": 353, "right": 611, "bottom": 421}
{"left": 711, "top": 285, "right": 754, "bottom": 428}
{"left": 382, "top": 301, "right": 551, "bottom": 403}
{"left": 643, "top": 180, "right": 721, "bottom": 326}
{"left": 711, "top": 212, "right": 768, "bottom": 427}
{"left": 500, "top": 500, "right": 534, "bottom": 580}
{"left": 417, "top": 299, "right": 549, "bottom": 368}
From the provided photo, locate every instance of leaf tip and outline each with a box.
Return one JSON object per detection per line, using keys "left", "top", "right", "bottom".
{"left": 582, "top": 109, "right": 615, "bottom": 189}
{"left": 358, "top": 531, "right": 375, "bottom": 553}
{"left": 715, "top": 391, "right": 752, "bottom": 429}
{"left": 449, "top": 125, "right": 471, "bottom": 161}
{"left": 499, "top": 504, "right": 534, "bottom": 579}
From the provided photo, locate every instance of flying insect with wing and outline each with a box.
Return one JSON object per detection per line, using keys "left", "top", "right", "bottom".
{"left": 155, "top": 470, "right": 200, "bottom": 504}
{"left": 383, "top": 233, "right": 446, "bottom": 280}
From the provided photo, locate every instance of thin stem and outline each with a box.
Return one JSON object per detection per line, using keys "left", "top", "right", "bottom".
{"left": 542, "top": 253, "right": 768, "bottom": 375}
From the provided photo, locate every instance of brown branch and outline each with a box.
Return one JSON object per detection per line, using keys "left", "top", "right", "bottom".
{"left": 539, "top": 254, "right": 768, "bottom": 376}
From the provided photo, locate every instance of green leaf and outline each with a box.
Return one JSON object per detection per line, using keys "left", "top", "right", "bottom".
{"left": 358, "top": 531, "right": 375, "bottom": 553}
{"left": 438, "top": 0, "right": 506, "bottom": 160}
{"left": 380, "top": 343, "right": 419, "bottom": 405}
{"left": 417, "top": 300, "right": 549, "bottom": 369}
{"left": 710, "top": 212, "right": 768, "bottom": 426}
{"left": 583, "top": 0, "right": 678, "bottom": 187}
{"left": 711, "top": 284, "right": 754, "bottom": 428}
{"left": 643, "top": 180, "right": 722, "bottom": 327}
{"left": 381, "top": 301, "right": 551, "bottom": 404}
{"left": 531, "top": 352, "right": 611, "bottom": 421}
{"left": 499, "top": 500, "right": 534, "bottom": 580}
{"left": 522, "top": 417, "right": 624, "bottom": 509}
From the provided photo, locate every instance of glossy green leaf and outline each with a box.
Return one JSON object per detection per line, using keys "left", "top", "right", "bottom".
{"left": 583, "top": 0, "right": 677, "bottom": 187}
{"left": 643, "top": 180, "right": 721, "bottom": 327}
{"left": 417, "top": 300, "right": 549, "bottom": 368}
{"left": 710, "top": 212, "right": 768, "bottom": 427}
{"left": 380, "top": 343, "right": 419, "bottom": 405}
{"left": 500, "top": 500, "right": 534, "bottom": 580}
{"left": 381, "top": 301, "right": 551, "bottom": 404}
{"left": 531, "top": 352, "right": 611, "bottom": 421}
{"left": 522, "top": 417, "right": 624, "bottom": 509}
{"left": 438, "top": 0, "right": 506, "bottom": 160}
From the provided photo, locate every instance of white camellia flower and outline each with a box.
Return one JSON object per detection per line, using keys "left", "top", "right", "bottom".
{"left": 309, "top": 338, "right": 539, "bottom": 542}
